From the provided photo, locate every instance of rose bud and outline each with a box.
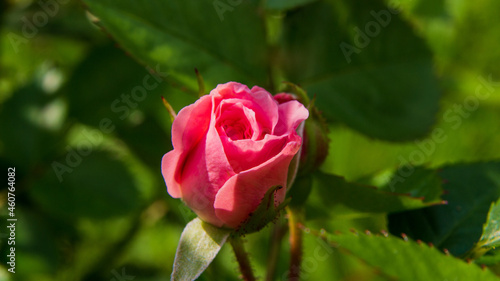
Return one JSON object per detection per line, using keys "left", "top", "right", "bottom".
{"left": 298, "top": 107, "right": 329, "bottom": 174}
{"left": 162, "top": 82, "right": 309, "bottom": 229}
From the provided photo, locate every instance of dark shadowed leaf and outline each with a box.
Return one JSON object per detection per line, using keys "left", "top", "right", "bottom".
{"left": 265, "top": 0, "right": 319, "bottom": 10}
{"left": 309, "top": 172, "right": 442, "bottom": 220}
{"left": 30, "top": 151, "right": 141, "bottom": 219}
{"left": 380, "top": 166, "right": 444, "bottom": 203}
{"left": 389, "top": 162, "right": 500, "bottom": 256}
{"left": 280, "top": 0, "right": 440, "bottom": 141}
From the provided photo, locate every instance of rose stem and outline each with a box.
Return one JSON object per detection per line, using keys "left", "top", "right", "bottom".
{"left": 287, "top": 206, "right": 304, "bottom": 281}
{"left": 265, "top": 217, "right": 287, "bottom": 281}
{"left": 230, "top": 236, "right": 256, "bottom": 281}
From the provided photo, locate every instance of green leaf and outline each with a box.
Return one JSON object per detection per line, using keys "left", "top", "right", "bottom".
{"left": 379, "top": 167, "right": 444, "bottom": 203}
{"left": 389, "top": 162, "right": 500, "bottom": 256}
{"left": 30, "top": 151, "right": 141, "bottom": 219}
{"left": 319, "top": 230, "right": 500, "bottom": 281}
{"left": 281, "top": 0, "right": 440, "bottom": 141}
{"left": 309, "top": 172, "right": 442, "bottom": 219}
{"left": 0, "top": 81, "right": 64, "bottom": 172}
{"left": 62, "top": 44, "right": 190, "bottom": 169}
{"left": 82, "top": 0, "right": 269, "bottom": 90}
{"left": 479, "top": 199, "right": 500, "bottom": 249}
{"left": 265, "top": 0, "right": 319, "bottom": 10}
{"left": 467, "top": 199, "right": 500, "bottom": 259}
{"left": 476, "top": 249, "right": 500, "bottom": 266}
{"left": 172, "top": 218, "right": 231, "bottom": 281}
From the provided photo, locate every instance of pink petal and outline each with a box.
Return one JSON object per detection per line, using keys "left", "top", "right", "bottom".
{"left": 161, "top": 95, "right": 212, "bottom": 198}
{"left": 213, "top": 137, "right": 302, "bottom": 228}
{"left": 211, "top": 82, "right": 279, "bottom": 133}
{"left": 216, "top": 101, "right": 260, "bottom": 140}
{"left": 178, "top": 95, "right": 236, "bottom": 227}
{"left": 220, "top": 134, "right": 288, "bottom": 173}
{"left": 274, "top": 100, "right": 309, "bottom": 136}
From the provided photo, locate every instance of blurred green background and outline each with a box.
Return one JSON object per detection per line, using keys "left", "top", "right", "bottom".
{"left": 1, "top": 0, "right": 499, "bottom": 280}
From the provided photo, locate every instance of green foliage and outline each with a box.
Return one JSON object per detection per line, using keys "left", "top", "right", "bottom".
{"left": 479, "top": 199, "right": 500, "bottom": 250}
{"left": 380, "top": 167, "right": 444, "bottom": 203}
{"left": 466, "top": 199, "right": 500, "bottom": 260}
{"left": 265, "top": 0, "right": 320, "bottom": 10}
{"left": 308, "top": 172, "right": 442, "bottom": 220}
{"left": 389, "top": 162, "right": 500, "bottom": 256}
{"left": 82, "top": 0, "right": 269, "bottom": 91}
{"left": 281, "top": 0, "right": 441, "bottom": 141}
{"left": 320, "top": 230, "right": 500, "bottom": 281}
{"left": 1, "top": 0, "right": 500, "bottom": 280}
{"left": 30, "top": 151, "right": 141, "bottom": 219}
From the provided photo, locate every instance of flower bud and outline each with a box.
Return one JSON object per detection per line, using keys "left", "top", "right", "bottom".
{"left": 298, "top": 108, "right": 329, "bottom": 174}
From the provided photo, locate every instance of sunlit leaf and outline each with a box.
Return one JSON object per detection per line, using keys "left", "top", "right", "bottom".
{"left": 318, "top": 230, "right": 500, "bottom": 281}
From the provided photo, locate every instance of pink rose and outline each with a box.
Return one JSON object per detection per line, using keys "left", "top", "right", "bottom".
{"left": 162, "top": 82, "right": 309, "bottom": 228}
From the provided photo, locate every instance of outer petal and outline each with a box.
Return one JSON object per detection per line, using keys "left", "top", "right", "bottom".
{"left": 213, "top": 136, "right": 302, "bottom": 228}
{"left": 161, "top": 95, "right": 212, "bottom": 198}
{"left": 274, "top": 100, "right": 309, "bottom": 136}
{"left": 220, "top": 134, "right": 287, "bottom": 173}
{"left": 179, "top": 96, "right": 236, "bottom": 227}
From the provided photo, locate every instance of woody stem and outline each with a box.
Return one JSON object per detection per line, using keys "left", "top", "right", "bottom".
{"left": 265, "top": 217, "right": 287, "bottom": 281}
{"left": 287, "top": 206, "right": 304, "bottom": 281}
{"left": 230, "top": 236, "right": 256, "bottom": 281}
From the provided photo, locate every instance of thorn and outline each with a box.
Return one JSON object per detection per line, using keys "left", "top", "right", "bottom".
{"left": 334, "top": 230, "right": 343, "bottom": 235}
{"left": 161, "top": 96, "right": 177, "bottom": 122}
{"left": 380, "top": 230, "right": 389, "bottom": 237}
{"left": 428, "top": 242, "right": 434, "bottom": 248}
{"left": 319, "top": 228, "right": 327, "bottom": 239}
{"left": 466, "top": 258, "right": 472, "bottom": 264}
{"left": 194, "top": 68, "right": 206, "bottom": 97}
{"left": 441, "top": 200, "right": 449, "bottom": 205}
{"left": 349, "top": 228, "right": 359, "bottom": 236}
{"left": 442, "top": 179, "right": 449, "bottom": 184}
{"left": 364, "top": 230, "right": 372, "bottom": 236}
{"left": 416, "top": 239, "right": 423, "bottom": 245}
{"left": 443, "top": 249, "right": 450, "bottom": 256}
{"left": 330, "top": 242, "right": 340, "bottom": 248}
{"left": 481, "top": 264, "right": 487, "bottom": 270}
{"left": 401, "top": 233, "right": 408, "bottom": 242}
{"left": 297, "top": 223, "right": 305, "bottom": 230}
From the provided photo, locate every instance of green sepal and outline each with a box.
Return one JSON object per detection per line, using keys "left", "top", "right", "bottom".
{"left": 172, "top": 218, "right": 231, "bottom": 281}
{"left": 235, "top": 185, "right": 290, "bottom": 236}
